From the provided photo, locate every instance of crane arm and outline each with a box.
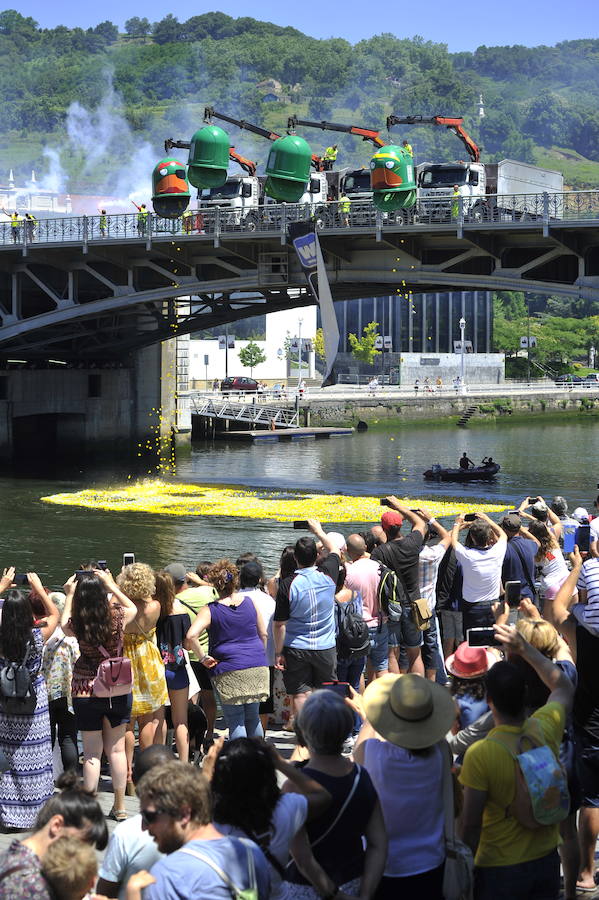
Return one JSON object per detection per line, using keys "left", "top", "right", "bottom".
{"left": 204, "top": 107, "right": 281, "bottom": 142}
{"left": 164, "top": 138, "right": 191, "bottom": 153}
{"left": 228, "top": 149, "right": 257, "bottom": 176}
{"left": 287, "top": 116, "right": 386, "bottom": 148}
{"left": 386, "top": 114, "right": 480, "bottom": 163}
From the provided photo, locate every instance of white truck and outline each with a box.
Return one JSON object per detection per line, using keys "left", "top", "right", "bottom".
{"left": 198, "top": 171, "right": 329, "bottom": 229}
{"left": 417, "top": 158, "right": 564, "bottom": 220}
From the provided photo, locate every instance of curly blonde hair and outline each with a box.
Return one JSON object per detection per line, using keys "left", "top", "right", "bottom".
{"left": 207, "top": 559, "right": 239, "bottom": 597}
{"left": 117, "top": 562, "right": 156, "bottom": 602}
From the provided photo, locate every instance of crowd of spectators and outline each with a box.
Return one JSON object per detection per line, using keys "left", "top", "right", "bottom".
{"left": 0, "top": 492, "right": 598, "bottom": 899}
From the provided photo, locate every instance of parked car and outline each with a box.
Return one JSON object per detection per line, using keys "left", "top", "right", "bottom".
{"left": 583, "top": 373, "right": 599, "bottom": 384}
{"left": 555, "top": 374, "right": 583, "bottom": 386}
{"left": 220, "top": 376, "right": 259, "bottom": 392}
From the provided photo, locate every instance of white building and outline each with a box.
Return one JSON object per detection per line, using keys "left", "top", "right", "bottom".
{"left": 186, "top": 305, "right": 318, "bottom": 386}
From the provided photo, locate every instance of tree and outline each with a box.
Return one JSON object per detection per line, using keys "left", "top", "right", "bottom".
{"left": 238, "top": 340, "right": 266, "bottom": 376}
{"left": 152, "top": 15, "right": 182, "bottom": 45}
{"left": 93, "top": 21, "right": 119, "bottom": 43}
{"left": 348, "top": 321, "right": 381, "bottom": 365}
{"left": 313, "top": 328, "right": 325, "bottom": 361}
{"left": 125, "top": 17, "right": 151, "bottom": 39}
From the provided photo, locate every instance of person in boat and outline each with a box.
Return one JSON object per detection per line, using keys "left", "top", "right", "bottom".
{"left": 481, "top": 456, "right": 494, "bottom": 466}
{"left": 459, "top": 453, "right": 475, "bottom": 470}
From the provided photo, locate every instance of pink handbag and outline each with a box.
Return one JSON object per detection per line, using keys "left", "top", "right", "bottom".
{"left": 92, "top": 638, "right": 132, "bottom": 705}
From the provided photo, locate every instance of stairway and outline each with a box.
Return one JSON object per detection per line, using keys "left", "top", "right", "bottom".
{"left": 457, "top": 405, "right": 479, "bottom": 427}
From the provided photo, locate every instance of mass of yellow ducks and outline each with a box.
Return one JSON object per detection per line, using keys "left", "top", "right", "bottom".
{"left": 42, "top": 480, "right": 507, "bottom": 524}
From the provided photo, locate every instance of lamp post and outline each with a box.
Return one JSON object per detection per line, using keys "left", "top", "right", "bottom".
{"left": 459, "top": 316, "right": 466, "bottom": 393}
{"left": 297, "top": 317, "right": 303, "bottom": 389}
{"left": 590, "top": 345, "right": 596, "bottom": 370}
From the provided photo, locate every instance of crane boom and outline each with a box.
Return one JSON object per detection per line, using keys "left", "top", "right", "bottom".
{"left": 163, "top": 138, "right": 257, "bottom": 176}
{"left": 287, "top": 116, "right": 386, "bottom": 148}
{"left": 204, "top": 107, "right": 324, "bottom": 170}
{"left": 386, "top": 115, "right": 480, "bottom": 163}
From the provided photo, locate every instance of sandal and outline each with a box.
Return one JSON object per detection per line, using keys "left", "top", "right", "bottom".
{"left": 108, "top": 807, "right": 128, "bottom": 822}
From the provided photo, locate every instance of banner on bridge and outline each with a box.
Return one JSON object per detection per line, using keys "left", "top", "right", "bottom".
{"left": 287, "top": 221, "right": 339, "bottom": 387}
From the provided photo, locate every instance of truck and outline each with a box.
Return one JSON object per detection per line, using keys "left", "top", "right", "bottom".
{"left": 386, "top": 115, "right": 563, "bottom": 220}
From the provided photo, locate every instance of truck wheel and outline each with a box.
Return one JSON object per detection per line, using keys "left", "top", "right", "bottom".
{"left": 245, "top": 214, "right": 258, "bottom": 232}
{"left": 469, "top": 201, "right": 487, "bottom": 223}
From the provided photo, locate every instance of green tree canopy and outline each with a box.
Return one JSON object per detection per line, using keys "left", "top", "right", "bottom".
{"left": 348, "top": 321, "right": 381, "bottom": 365}
{"left": 238, "top": 340, "right": 266, "bottom": 375}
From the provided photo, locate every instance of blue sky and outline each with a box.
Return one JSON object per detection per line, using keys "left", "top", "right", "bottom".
{"left": 13, "top": 0, "right": 598, "bottom": 52}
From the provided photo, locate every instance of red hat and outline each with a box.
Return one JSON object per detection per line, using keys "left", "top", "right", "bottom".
{"left": 381, "top": 510, "right": 403, "bottom": 533}
{"left": 445, "top": 642, "right": 496, "bottom": 679}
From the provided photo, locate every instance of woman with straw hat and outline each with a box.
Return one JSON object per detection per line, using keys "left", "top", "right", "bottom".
{"left": 354, "top": 674, "right": 457, "bottom": 899}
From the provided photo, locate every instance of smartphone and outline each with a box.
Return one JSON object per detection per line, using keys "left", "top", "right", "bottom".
{"left": 467, "top": 627, "right": 502, "bottom": 649}
{"left": 505, "top": 580, "right": 521, "bottom": 607}
{"left": 13, "top": 573, "right": 27, "bottom": 586}
{"left": 74, "top": 570, "right": 89, "bottom": 581}
{"left": 321, "top": 681, "right": 351, "bottom": 698}
{"left": 464, "top": 513, "right": 478, "bottom": 522}
{"left": 410, "top": 508, "right": 421, "bottom": 514}
{"left": 380, "top": 498, "right": 392, "bottom": 507}
{"left": 97, "top": 559, "right": 108, "bottom": 571}
{"left": 123, "top": 552, "right": 135, "bottom": 567}
{"left": 528, "top": 497, "right": 540, "bottom": 504}
{"left": 563, "top": 526, "right": 576, "bottom": 553}
{"left": 577, "top": 524, "right": 591, "bottom": 553}
{"left": 292, "top": 521, "right": 310, "bottom": 530}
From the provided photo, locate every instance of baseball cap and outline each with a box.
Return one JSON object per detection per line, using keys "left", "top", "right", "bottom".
{"left": 572, "top": 507, "right": 590, "bottom": 523}
{"left": 164, "top": 563, "right": 187, "bottom": 584}
{"left": 381, "top": 510, "right": 403, "bottom": 533}
{"left": 500, "top": 513, "right": 521, "bottom": 532}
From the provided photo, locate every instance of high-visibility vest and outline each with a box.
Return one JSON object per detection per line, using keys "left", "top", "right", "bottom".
{"left": 324, "top": 146, "right": 338, "bottom": 161}
{"left": 138, "top": 209, "right": 148, "bottom": 224}
{"left": 451, "top": 189, "right": 460, "bottom": 215}
{"left": 10, "top": 214, "right": 21, "bottom": 228}
{"left": 403, "top": 142, "right": 413, "bottom": 156}
{"left": 339, "top": 195, "right": 351, "bottom": 213}
{"left": 99, "top": 215, "right": 107, "bottom": 228}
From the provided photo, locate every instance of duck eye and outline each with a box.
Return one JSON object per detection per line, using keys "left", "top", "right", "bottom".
{"left": 159, "top": 168, "right": 168, "bottom": 176}
{"left": 385, "top": 160, "right": 394, "bottom": 169}
{"left": 370, "top": 161, "right": 376, "bottom": 169}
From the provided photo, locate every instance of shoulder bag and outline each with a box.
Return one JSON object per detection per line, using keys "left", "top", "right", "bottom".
{"left": 180, "top": 837, "right": 258, "bottom": 900}
{"left": 441, "top": 741, "right": 473, "bottom": 900}
{"left": 91, "top": 636, "right": 132, "bottom": 706}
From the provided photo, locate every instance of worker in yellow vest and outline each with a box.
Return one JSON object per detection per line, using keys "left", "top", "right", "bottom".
{"left": 2, "top": 209, "right": 22, "bottom": 243}
{"left": 323, "top": 144, "right": 338, "bottom": 171}
{"left": 451, "top": 185, "right": 460, "bottom": 220}
{"left": 182, "top": 208, "right": 193, "bottom": 234}
{"left": 402, "top": 139, "right": 413, "bottom": 156}
{"left": 132, "top": 201, "right": 149, "bottom": 236}
{"left": 338, "top": 191, "right": 351, "bottom": 227}
{"left": 98, "top": 208, "right": 107, "bottom": 238}
{"left": 25, "top": 213, "right": 36, "bottom": 242}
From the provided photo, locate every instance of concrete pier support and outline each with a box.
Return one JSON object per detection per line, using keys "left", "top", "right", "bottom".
{"left": 0, "top": 339, "right": 183, "bottom": 462}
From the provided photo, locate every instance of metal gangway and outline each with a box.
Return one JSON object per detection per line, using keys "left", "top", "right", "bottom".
{"left": 189, "top": 395, "right": 299, "bottom": 428}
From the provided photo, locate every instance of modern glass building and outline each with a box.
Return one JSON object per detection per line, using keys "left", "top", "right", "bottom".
{"left": 335, "top": 291, "right": 493, "bottom": 354}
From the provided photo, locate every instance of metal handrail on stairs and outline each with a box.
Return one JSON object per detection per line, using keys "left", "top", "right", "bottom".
{"left": 190, "top": 396, "right": 299, "bottom": 428}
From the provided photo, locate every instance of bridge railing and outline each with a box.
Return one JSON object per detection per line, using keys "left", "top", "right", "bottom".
{"left": 1, "top": 191, "right": 599, "bottom": 247}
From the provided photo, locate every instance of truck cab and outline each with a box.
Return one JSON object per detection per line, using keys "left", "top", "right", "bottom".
{"left": 417, "top": 162, "right": 486, "bottom": 217}
{"left": 199, "top": 174, "right": 261, "bottom": 225}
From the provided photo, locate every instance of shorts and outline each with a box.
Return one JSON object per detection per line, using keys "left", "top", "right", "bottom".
{"left": 190, "top": 660, "right": 214, "bottom": 692}
{"left": 387, "top": 605, "right": 423, "bottom": 650}
{"left": 282, "top": 646, "right": 337, "bottom": 695}
{"left": 367, "top": 623, "right": 389, "bottom": 672}
{"left": 259, "top": 666, "right": 275, "bottom": 714}
{"left": 574, "top": 727, "right": 599, "bottom": 808}
{"left": 439, "top": 609, "right": 464, "bottom": 644}
{"left": 165, "top": 666, "right": 190, "bottom": 691}
{"left": 73, "top": 693, "right": 132, "bottom": 731}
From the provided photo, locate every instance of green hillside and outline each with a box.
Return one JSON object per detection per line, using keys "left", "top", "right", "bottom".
{"left": 0, "top": 10, "right": 598, "bottom": 191}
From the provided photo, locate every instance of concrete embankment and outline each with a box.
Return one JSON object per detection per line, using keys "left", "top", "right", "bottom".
{"left": 302, "top": 389, "right": 599, "bottom": 427}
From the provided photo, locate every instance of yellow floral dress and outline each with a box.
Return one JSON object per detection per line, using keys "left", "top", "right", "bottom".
{"left": 124, "top": 627, "right": 169, "bottom": 717}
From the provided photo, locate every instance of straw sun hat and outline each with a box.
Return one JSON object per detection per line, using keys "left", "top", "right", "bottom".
{"left": 363, "top": 674, "right": 456, "bottom": 749}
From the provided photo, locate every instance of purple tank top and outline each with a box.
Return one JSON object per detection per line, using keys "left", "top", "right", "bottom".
{"left": 208, "top": 595, "right": 267, "bottom": 675}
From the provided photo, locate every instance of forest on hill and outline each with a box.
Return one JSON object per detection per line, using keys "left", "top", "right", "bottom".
{"left": 0, "top": 9, "right": 598, "bottom": 191}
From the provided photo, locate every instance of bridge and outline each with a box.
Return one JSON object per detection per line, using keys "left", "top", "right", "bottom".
{"left": 189, "top": 395, "right": 299, "bottom": 428}
{"left": 0, "top": 191, "right": 597, "bottom": 359}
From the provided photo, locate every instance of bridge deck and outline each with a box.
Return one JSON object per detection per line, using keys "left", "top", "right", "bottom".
{"left": 223, "top": 426, "right": 354, "bottom": 441}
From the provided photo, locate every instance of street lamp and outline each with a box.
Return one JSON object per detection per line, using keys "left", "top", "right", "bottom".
{"left": 590, "top": 345, "right": 596, "bottom": 369}
{"left": 297, "top": 317, "right": 303, "bottom": 389}
{"left": 459, "top": 316, "right": 466, "bottom": 393}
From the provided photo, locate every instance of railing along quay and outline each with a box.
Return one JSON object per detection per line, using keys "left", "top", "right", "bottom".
{"left": 1, "top": 191, "right": 598, "bottom": 249}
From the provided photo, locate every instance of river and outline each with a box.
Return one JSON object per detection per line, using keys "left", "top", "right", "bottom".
{"left": 3, "top": 417, "right": 598, "bottom": 586}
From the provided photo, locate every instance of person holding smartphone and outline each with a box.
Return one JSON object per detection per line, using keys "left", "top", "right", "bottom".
{"left": 451, "top": 512, "right": 507, "bottom": 634}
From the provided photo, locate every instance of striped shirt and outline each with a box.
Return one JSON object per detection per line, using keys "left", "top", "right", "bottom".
{"left": 573, "top": 559, "right": 599, "bottom": 636}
